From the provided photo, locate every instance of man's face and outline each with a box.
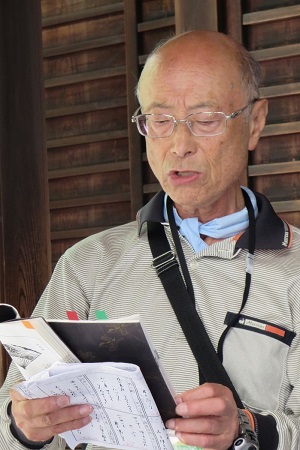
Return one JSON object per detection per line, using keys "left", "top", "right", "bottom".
{"left": 138, "top": 39, "right": 261, "bottom": 220}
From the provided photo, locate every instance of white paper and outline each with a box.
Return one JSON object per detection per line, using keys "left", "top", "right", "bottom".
{"left": 14, "top": 361, "right": 173, "bottom": 450}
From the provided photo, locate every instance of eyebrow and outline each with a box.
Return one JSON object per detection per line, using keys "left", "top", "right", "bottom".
{"left": 144, "top": 102, "right": 218, "bottom": 112}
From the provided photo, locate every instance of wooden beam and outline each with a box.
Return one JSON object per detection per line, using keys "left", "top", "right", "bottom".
{"left": 137, "top": 17, "right": 175, "bottom": 32}
{"left": 243, "top": 5, "right": 300, "bottom": 25}
{"left": 50, "top": 192, "right": 131, "bottom": 210}
{"left": 48, "top": 161, "right": 129, "bottom": 179}
{"left": 47, "top": 128, "right": 128, "bottom": 149}
{"left": 272, "top": 199, "right": 300, "bottom": 213}
{"left": 45, "top": 66, "right": 126, "bottom": 88}
{"left": 42, "top": 3, "right": 124, "bottom": 27}
{"left": 124, "top": 0, "right": 144, "bottom": 219}
{"left": 249, "top": 161, "right": 300, "bottom": 177}
{"left": 261, "top": 121, "right": 300, "bottom": 137}
{"left": 175, "top": 0, "right": 218, "bottom": 33}
{"left": 250, "top": 43, "right": 300, "bottom": 62}
{"left": 225, "top": 0, "right": 242, "bottom": 43}
{"left": 46, "top": 98, "right": 127, "bottom": 119}
{"left": 43, "top": 34, "right": 125, "bottom": 58}
{"left": 260, "top": 82, "right": 300, "bottom": 98}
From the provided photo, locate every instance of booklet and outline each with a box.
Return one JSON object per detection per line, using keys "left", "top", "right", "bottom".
{"left": 14, "top": 361, "right": 173, "bottom": 450}
{"left": 0, "top": 304, "right": 176, "bottom": 424}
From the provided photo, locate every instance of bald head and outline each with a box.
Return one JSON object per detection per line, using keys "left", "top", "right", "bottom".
{"left": 136, "top": 30, "right": 261, "bottom": 106}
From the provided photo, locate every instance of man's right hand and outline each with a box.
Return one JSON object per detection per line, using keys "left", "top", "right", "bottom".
{"left": 10, "top": 388, "right": 93, "bottom": 443}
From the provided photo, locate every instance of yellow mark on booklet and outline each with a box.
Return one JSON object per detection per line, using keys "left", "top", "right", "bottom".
{"left": 22, "top": 320, "right": 35, "bottom": 329}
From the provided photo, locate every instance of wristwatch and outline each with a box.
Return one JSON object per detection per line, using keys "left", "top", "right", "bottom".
{"left": 232, "top": 409, "right": 259, "bottom": 450}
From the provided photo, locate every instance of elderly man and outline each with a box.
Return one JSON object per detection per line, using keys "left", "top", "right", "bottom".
{"left": 1, "top": 30, "right": 299, "bottom": 450}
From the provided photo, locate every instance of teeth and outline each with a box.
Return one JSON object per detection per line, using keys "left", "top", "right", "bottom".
{"left": 177, "top": 172, "right": 193, "bottom": 177}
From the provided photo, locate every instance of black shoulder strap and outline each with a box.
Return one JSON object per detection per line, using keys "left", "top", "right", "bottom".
{"left": 147, "top": 220, "right": 243, "bottom": 408}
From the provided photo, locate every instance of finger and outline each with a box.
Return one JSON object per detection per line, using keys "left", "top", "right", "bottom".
{"left": 23, "top": 412, "right": 92, "bottom": 442}
{"left": 167, "top": 416, "right": 222, "bottom": 435}
{"left": 13, "top": 403, "right": 93, "bottom": 443}
{"left": 11, "top": 392, "right": 70, "bottom": 418}
{"left": 176, "top": 383, "right": 231, "bottom": 403}
{"left": 41, "top": 404, "right": 93, "bottom": 429}
{"left": 175, "top": 395, "right": 234, "bottom": 418}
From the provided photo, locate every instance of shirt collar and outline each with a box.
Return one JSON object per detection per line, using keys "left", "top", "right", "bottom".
{"left": 137, "top": 190, "right": 292, "bottom": 250}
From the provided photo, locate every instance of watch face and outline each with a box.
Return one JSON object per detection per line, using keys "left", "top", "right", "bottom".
{"left": 234, "top": 437, "right": 258, "bottom": 450}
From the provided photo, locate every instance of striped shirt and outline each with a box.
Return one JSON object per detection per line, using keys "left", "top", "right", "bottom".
{"left": 0, "top": 190, "right": 299, "bottom": 450}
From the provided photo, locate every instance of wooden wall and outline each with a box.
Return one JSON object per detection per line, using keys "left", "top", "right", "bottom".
{"left": 41, "top": 0, "right": 300, "bottom": 270}
{"left": 0, "top": 0, "right": 50, "bottom": 383}
{"left": 41, "top": 0, "right": 223, "bottom": 267}
{"left": 1, "top": 0, "right": 299, "bottom": 383}
{"left": 243, "top": 1, "right": 300, "bottom": 227}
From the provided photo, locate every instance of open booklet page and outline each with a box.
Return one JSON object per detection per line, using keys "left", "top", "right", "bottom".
{"left": 0, "top": 303, "right": 177, "bottom": 431}
{"left": 14, "top": 361, "right": 173, "bottom": 450}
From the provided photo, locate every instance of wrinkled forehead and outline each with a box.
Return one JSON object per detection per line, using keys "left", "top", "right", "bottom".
{"left": 138, "top": 46, "right": 244, "bottom": 107}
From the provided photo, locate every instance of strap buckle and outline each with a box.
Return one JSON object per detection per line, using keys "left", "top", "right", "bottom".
{"left": 151, "top": 250, "right": 178, "bottom": 275}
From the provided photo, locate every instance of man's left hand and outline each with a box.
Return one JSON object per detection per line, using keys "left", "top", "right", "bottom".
{"left": 166, "top": 383, "right": 239, "bottom": 450}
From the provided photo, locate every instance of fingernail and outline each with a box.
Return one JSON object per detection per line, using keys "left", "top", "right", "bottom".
{"left": 176, "top": 402, "right": 188, "bottom": 416}
{"left": 79, "top": 404, "right": 93, "bottom": 416}
{"left": 166, "top": 419, "right": 175, "bottom": 430}
{"left": 56, "top": 396, "right": 70, "bottom": 407}
{"left": 82, "top": 415, "right": 92, "bottom": 425}
{"left": 174, "top": 395, "right": 183, "bottom": 405}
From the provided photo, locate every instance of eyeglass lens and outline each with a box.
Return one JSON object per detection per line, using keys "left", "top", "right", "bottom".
{"left": 137, "top": 112, "right": 226, "bottom": 137}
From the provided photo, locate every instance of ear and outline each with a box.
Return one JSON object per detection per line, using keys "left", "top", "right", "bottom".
{"left": 248, "top": 99, "right": 268, "bottom": 151}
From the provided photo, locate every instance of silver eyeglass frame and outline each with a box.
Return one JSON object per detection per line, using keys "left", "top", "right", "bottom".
{"left": 131, "top": 99, "right": 259, "bottom": 138}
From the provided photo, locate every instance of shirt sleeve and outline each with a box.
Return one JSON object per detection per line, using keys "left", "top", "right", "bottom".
{"left": 0, "top": 250, "right": 91, "bottom": 450}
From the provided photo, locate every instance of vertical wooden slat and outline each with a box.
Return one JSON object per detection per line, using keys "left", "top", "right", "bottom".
{"left": 242, "top": 1, "right": 300, "bottom": 226}
{"left": 175, "top": 0, "right": 218, "bottom": 33}
{"left": 225, "top": 0, "right": 243, "bottom": 43}
{"left": 0, "top": 0, "right": 51, "bottom": 382}
{"left": 124, "top": 0, "right": 144, "bottom": 218}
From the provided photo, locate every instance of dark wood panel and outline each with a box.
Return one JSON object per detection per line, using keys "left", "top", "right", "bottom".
{"left": 137, "top": 0, "right": 175, "bottom": 22}
{"left": 47, "top": 129, "right": 128, "bottom": 148}
{"left": 44, "top": 45, "right": 125, "bottom": 79}
{"left": 46, "top": 97, "right": 127, "bottom": 118}
{"left": 50, "top": 203, "right": 131, "bottom": 232}
{"left": 49, "top": 161, "right": 129, "bottom": 179}
{"left": 252, "top": 134, "right": 300, "bottom": 164}
{"left": 46, "top": 107, "right": 128, "bottom": 140}
{"left": 45, "top": 66, "right": 126, "bottom": 88}
{"left": 252, "top": 173, "right": 300, "bottom": 203}
{"left": 49, "top": 171, "right": 130, "bottom": 201}
{"left": 124, "top": 0, "right": 144, "bottom": 217}
{"left": 45, "top": 76, "right": 127, "bottom": 110}
{"left": 47, "top": 139, "right": 129, "bottom": 171}
{"left": 41, "top": 0, "right": 130, "bottom": 269}
{"left": 0, "top": 0, "right": 51, "bottom": 382}
{"left": 43, "top": 33, "right": 125, "bottom": 58}
{"left": 42, "top": 2, "right": 124, "bottom": 27}
{"left": 243, "top": 0, "right": 300, "bottom": 13}
{"left": 259, "top": 55, "right": 300, "bottom": 87}
{"left": 243, "top": 1, "right": 300, "bottom": 228}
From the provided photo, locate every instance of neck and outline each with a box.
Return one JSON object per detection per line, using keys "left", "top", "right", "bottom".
{"left": 174, "top": 191, "right": 245, "bottom": 223}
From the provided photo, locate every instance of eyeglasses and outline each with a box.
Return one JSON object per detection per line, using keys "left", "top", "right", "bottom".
{"left": 131, "top": 99, "right": 258, "bottom": 138}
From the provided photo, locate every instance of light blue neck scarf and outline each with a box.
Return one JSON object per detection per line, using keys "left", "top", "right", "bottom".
{"left": 163, "top": 187, "right": 258, "bottom": 253}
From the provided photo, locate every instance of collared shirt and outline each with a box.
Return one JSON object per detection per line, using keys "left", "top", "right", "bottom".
{"left": 162, "top": 186, "right": 259, "bottom": 253}
{"left": 0, "top": 191, "right": 299, "bottom": 450}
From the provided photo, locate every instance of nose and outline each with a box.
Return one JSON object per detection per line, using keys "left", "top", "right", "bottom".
{"left": 170, "top": 120, "right": 197, "bottom": 157}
